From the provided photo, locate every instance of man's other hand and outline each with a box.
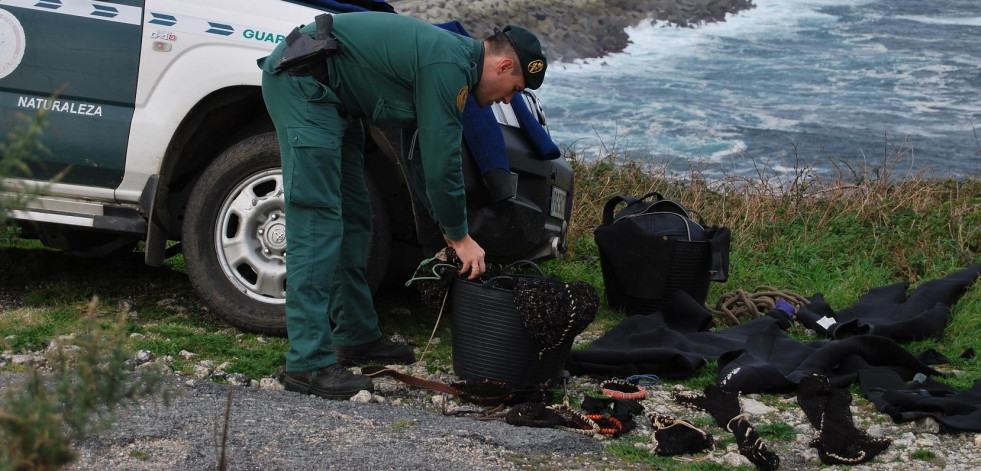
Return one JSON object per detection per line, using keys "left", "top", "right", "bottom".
{"left": 445, "top": 234, "right": 486, "bottom": 280}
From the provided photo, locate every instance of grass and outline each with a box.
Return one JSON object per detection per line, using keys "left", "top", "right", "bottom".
{"left": 2, "top": 145, "right": 981, "bottom": 469}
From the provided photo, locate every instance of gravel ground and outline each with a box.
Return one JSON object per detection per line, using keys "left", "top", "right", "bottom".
{"left": 4, "top": 353, "right": 981, "bottom": 471}
{"left": 59, "top": 375, "right": 606, "bottom": 471}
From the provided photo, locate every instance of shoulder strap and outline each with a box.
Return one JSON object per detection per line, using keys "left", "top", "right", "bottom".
{"left": 601, "top": 192, "right": 667, "bottom": 225}
{"left": 601, "top": 195, "right": 638, "bottom": 225}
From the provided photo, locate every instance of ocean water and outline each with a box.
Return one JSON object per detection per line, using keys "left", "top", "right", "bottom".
{"left": 535, "top": 0, "right": 981, "bottom": 180}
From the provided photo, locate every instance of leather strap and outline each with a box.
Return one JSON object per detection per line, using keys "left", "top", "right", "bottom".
{"left": 362, "top": 366, "right": 519, "bottom": 407}
{"left": 362, "top": 366, "right": 462, "bottom": 396}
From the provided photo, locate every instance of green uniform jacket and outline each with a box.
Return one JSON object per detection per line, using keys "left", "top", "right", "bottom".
{"left": 258, "top": 12, "right": 482, "bottom": 241}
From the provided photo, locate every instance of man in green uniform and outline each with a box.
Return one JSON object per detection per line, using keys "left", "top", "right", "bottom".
{"left": 258, "top": 11, "right": 548, "bottom": 399}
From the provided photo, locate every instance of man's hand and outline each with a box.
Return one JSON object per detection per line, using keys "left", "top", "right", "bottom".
{"left": 445, "top": 234, "right": 486, "bottom": 280}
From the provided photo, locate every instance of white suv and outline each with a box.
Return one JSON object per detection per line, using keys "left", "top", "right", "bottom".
{"left": 0, "top": 0, "right": 573, "bottom": 335}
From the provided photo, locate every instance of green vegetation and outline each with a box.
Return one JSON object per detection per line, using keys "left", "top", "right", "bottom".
{"left": 755, "top": 422, "right": 797, "bottom": 442}
{"left": 911, "top": 449, "right": 936, "bottom": 460}
{"left": 0, "top": 301, "right": 169, "bottom": 471}
{"left": 0, "top": 106, "right": 54, "bottom": 229}
{"left": 391, "top": 419, "right": 418, "bottom": 429}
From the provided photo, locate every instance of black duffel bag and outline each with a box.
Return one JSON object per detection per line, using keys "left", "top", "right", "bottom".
{"left": 593, "top": 192, "right": 730, "bottom": 315}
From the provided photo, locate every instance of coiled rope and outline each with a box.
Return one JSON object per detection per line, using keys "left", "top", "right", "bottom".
{"left": 707, "top": 286, "right": 810, "bottom": 326}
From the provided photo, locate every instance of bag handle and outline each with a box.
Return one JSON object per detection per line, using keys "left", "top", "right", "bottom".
{"left": 635, "top": 200, "right": 708, "bottom": 227}
{"left": 601, "top": 192, "right": 665, "bottom": 225}
{"left": 473, "top": 260, "right": 546, "bottom": 289}
{"left": 505, "top": 259, "right": 546, "bottom": 278}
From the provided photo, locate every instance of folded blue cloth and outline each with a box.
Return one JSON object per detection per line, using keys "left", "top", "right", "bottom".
{"left": 434, "top": 21, "right": 509, "bottom": 174}
{"left": 435, "top": 20, "right": 561, "bottom": 176}
{"left": 511, "top": 92, "right": 561, "bottom": 160}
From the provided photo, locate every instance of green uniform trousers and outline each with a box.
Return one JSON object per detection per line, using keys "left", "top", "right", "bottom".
{"left": 261, "top": 70, "right": 381, "bottom": 373}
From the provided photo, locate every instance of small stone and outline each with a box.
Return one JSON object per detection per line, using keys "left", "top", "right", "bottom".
{"left": 432, "top": 395, "right": 447, "bottom": 408}
{"left": 259, "top": 378, "right": 284, "bottom": 390}
{"left": 350, "top": 390, "right": 372, "bottom": 403}
{"left": 11, "top": 354, "right": 35, "bottom": 365}
{"left": 179, "top": 350, "right": 198, "bottom": 360}
{"left": 721, "top": 452, "right": 749, "bottom": 467}
{"left": 136, "top": 361, "right": 162, "bottom": 372}
{"left": 193, "top": 360, "right": 214, "bottom": 379}
{"left": 135, "top": 350, "right": 155, "bottom": 364}
{"left": 129, "top": 333, "right": 146, "bottom": 340}
{"left": 913, "top": 417, "right": 941, "bottom": 434}
{"left": 973, "top": 434, "right": 981, "bottom": 447}
{"left": 227, "top": 373, "right": 250, "bottom": 387}
{"left": 740, "top": 397, "right": 776, "bottom": 415}
{"left": 374, "top": 379, "right": 401, "bottom": 394}
{"left": 916, "top": 433, "right": 939, "bottom": 447}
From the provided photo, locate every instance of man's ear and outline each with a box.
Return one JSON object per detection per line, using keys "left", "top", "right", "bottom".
{"left": 498, "top": 57, "right": 515, "bottom": 74}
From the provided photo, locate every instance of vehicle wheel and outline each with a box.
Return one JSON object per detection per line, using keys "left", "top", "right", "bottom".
{"left": 183, "top": 132, "right": 391, "bottom": 336}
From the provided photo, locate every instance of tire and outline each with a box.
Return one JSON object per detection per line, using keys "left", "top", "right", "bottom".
{"left": 182, "top": 132, "right": 391, "bottom": 336}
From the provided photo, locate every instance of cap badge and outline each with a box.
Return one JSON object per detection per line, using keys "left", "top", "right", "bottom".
{"left": 527, "top": 59, "right": 545, "bottom": 74}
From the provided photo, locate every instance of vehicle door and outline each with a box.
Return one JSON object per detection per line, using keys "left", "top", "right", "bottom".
{"left": 0, "top": 0, "right": 143, "bottom": 188}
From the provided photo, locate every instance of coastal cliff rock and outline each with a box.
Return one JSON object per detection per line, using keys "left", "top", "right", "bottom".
{"left": 392, "top": 0, "right": 755, "bottom": 62}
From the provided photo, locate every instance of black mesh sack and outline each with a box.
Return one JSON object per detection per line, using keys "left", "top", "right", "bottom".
{"left": 594, "top": 192, "right": 730, "bottom": 315}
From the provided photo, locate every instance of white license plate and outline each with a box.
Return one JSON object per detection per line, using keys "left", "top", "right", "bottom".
{"left": 550, "top": 187, "right": 567, "bottom": 219}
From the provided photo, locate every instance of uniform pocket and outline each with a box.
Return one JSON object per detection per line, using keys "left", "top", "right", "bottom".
{"left": 283, "top": 126, "right": 342, "bottom": 208}
{"left": 370, "top": 98, "right": 415, "bottom": 127}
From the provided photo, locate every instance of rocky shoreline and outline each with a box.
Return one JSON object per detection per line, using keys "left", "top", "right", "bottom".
{"left": 392, "top": 0, "right": 755, "bottom": 62}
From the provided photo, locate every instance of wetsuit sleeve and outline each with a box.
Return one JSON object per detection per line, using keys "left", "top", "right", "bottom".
{"left": 413, "top": 64, "right": 470, "bottom": 241}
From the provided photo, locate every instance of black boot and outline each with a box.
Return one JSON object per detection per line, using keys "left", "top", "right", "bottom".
{"left": 335, "top": 336, "right": 416, "bottom": 366}
{"left": 731, "top": 415, "right": 781, "bottom": 471}
{"left": 811, "top": 388, "right": 891, "bottom": 465}
{"left": 673, "top": 384, "right": 741, "bottom": 428}
{"left": 280, "top": 363, "right": 374, "bottom": 399}
{"left": 647, "top": 412, "right": 714, "bottom": 456}
{"left": 796, "top": 373, "right": 831, "bottom": 429}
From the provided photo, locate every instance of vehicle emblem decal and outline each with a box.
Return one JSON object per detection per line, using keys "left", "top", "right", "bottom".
{"left": 0, "top": 9, "right": 27, "bottom": 80}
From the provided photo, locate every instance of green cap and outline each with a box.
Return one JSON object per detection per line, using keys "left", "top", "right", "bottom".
{"left": 501, "top": 25, "right": 547, "bottom": 90}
